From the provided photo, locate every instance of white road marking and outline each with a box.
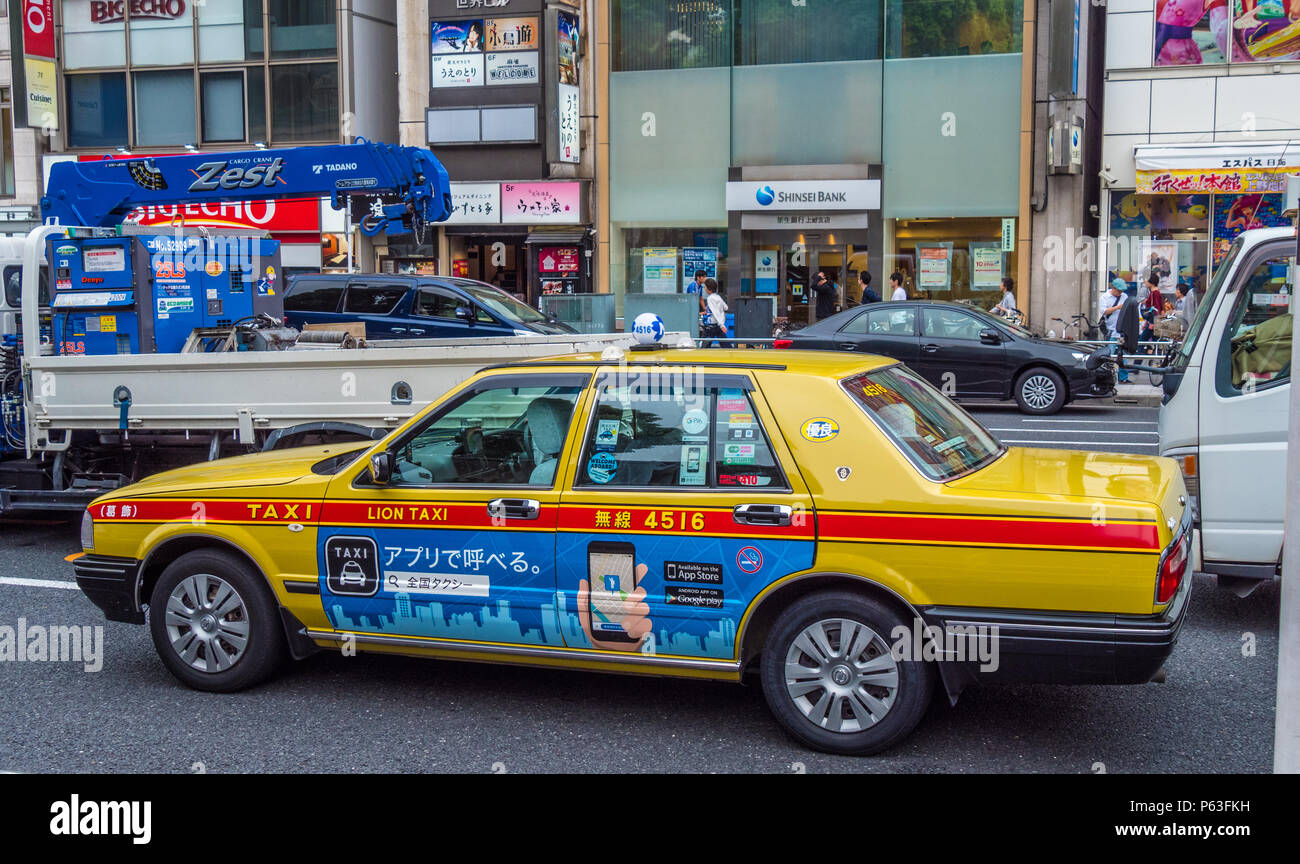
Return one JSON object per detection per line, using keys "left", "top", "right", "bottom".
{"left": 986, "top": 427, "right": 1159, "bottom": 435}
{"left": 999, "top": 439, "right": 1154, "bottom": 447}
{"left": 1020, "top": 418, "right": 1158, "bottom": 425}
{"left": 0, "top": 577, "right": 81, "bottom": 590}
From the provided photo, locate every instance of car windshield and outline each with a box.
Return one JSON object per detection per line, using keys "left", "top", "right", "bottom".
{"left": 842, "top": 365, "right": 1004, "bottom": 481}
{"left": 454, "top": 281, "right": 549, "bottom": 324}
{"left": 1175, "top": 235, "right": 1242, "bottom": 367}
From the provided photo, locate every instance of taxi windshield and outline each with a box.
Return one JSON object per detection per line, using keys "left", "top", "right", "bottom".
{"left": 842, "top": 365, "right": 1004, "bottom": 481}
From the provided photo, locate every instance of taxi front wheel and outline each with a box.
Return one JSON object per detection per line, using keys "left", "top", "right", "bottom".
{"left": 760, "top": 591, "right": 933, "bottom": 756}
{"left": 148, "top": 550, "right": 287, "bottom": 692}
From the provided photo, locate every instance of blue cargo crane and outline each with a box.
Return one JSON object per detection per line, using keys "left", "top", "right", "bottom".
{"left": 40, "top": 140, "right": 453, "bottom": 237}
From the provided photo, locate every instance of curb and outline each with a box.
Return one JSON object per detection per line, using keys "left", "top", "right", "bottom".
{"left": 1112, "top": 385, "right": 1164, "bottom": 407}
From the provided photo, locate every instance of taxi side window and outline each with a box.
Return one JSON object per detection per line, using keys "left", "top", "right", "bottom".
{"left": 1217, "top": 252, "right": 1293, "bottom": 396}
{"left": 577, "top": 384, "right": 785, "bottom": 489}
{"left": 390, "top": 384, "right": 583, "bottom": 487}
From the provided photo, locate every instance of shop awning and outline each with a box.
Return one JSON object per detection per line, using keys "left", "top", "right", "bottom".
{"left": 525, "top": 231, "right": 587, "bottom": 245}
{"left": 1134, "top": 140, "right": 1300, "bottom": 195}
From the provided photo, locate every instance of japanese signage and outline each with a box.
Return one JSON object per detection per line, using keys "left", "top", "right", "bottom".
{"left": 970, "top": 243, "right": 1004, "bottom": 290}
{"left": 538, "top": 246, "right": 579, "bottom": 274}
{"left": 917, "top": 244, "right": 953, "bottom": 291}
{"left": 486, "top": 16, "right": 537, "bottom": 50}
{"left": 682, "top": 247, "right": 719, "bottom": 292}
{"left": 22, "top": 1, "right": 58, "bottom": 130}
{"left": 433, "top": 54, "right": 485, "bottom": 88}
{"left": 500, "top": 181, "right": 580, "bottom": 224}
{"left": 1001, "top": 218, "right": 1016, "bottom": 252}
{"left": 642, "top": 248, "right": 678, "bottom": 294}
{"left": 444, "top": 182, "right": 502, "bottom": 224}
{"left": 1137, "top": 166, "right": 1300, "bottom": 195}
{"left": 755, "top": 250, "right": 779, "bottom": 295}
{"left": 741, "top": 213, "right": 869, "bottom": 230}
{"left": 432, "top": 19, "right": 485, "bottom": 52}
{"left": 486, "top": 52, "right": 539, "bottom": 84}
{"left": 555, "top": 12, "right": 581, "bottom": 164}
{"left": 432, "top": 19, "right": 485, "bottom": 87}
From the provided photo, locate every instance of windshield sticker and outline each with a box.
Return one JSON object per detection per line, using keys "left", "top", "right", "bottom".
{"left": 719, "top": 473, "right": 771, "bottom": 487}
{"left": 587, "top": 452, "right": 617, "bottom": 484}
{"left": 934, "top": 436, "right": 967, "bottom": 454}
{"left": 682, "top": 408, "right": 709, "bottom": 436}
{"left": 594, "top": 419, "right": 620, "bottom": 450}
{"left": 722, "top": 443, "right": 755, "bottom": 465}
{"left": 679, "top": 444, "right": 707, "bottom": 485}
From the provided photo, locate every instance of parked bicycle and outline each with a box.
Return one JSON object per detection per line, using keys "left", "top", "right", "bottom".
{"left": 1051, "top": 313, "right": 1104, "bottom": 342}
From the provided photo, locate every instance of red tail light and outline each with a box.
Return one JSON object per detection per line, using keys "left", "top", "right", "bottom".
{"left": 773, "top": 339, "right": 793, "bottom": 349}
{"left": 1157, "top": 532, "right": 1189, "bottom": 604}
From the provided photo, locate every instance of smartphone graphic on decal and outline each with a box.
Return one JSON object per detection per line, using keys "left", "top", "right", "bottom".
{"left": 587, "top": 541, "right": 638, "bottom": 642}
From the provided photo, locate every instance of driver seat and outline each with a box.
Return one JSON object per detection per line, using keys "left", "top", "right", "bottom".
{"left": 526, "top": 397, "right": 573, "bottom": 485}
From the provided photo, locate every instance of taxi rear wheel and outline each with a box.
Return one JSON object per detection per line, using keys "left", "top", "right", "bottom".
{"left": 148, "top": 550, "right": 286, "bottom": 692}
{"left": 760, "top": 591, "right": 932, "bottom": 756}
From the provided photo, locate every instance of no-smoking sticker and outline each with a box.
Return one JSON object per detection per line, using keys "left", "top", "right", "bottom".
{"left": 737, "top": 546, "right": 763, "bottom": 574}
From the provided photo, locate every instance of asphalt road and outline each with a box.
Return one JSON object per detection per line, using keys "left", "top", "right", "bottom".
{"left": 0, "top": 401, "right": 1279, "bottom": 774}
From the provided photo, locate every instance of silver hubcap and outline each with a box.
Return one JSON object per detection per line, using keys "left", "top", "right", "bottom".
{"left": 784, "top": 618, "right": 900, "bottom": 734}
{"left": 164, "top": 573, "right": 250, "bottom": 673}
{"left": 1022, "top": 374, "right": 1057, "bottom": 410}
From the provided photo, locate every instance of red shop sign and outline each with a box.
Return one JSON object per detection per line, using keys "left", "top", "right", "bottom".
{"left": 538, "top": 246, "right": 579, "bottom": 273}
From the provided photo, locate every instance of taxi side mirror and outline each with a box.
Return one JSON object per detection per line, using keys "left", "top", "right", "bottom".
{"left": 370, "top": 451, "right": 393, "bottom": 485}
{"left": 979, "top": 328, "right": 1002, "bottom": 345}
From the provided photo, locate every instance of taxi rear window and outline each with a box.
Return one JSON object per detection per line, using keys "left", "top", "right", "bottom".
{"left": 842, "top": 366, "right": 1003, "bottom": 481}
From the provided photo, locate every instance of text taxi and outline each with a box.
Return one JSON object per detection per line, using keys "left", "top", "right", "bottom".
{"left": 74, "top": 348, "right": 1191, "bottom": 755}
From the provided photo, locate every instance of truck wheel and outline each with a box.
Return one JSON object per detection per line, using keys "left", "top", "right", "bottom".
{"left": 1014, "top": 367, "right": 1066, "bottom": 415}
{"left": 760, "top": 591, "right": 932, "bottom": 756}
{"left": 148, "top": 550, "right": 286, "bottom": 692}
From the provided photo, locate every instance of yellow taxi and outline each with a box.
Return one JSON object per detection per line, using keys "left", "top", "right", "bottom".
{"left": 74, "top": 347, "right": 1192, "bottom": 755}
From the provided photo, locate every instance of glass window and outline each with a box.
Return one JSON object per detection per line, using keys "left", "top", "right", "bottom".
{"left": 921, "top": 307, "right": 983, "bottom": 340}
{"left": 578, "top": 382, "right": 784, "bottom": 489}
{"left": 200, "top": 0, "right": 255, "bottom": 62}
{"left": 247, "top": 65, "right": 267, "bottom": 143}
{"left": 246, "top": 0, "right": 267, "bottom": 59}
{"left": 413, "top": 288, "right": 464, "bottom": 320}
{"left": 268, "top": 0, "right": 338, "bottom": 59}
{"left": 62, "top": 0, "right": 127, "bottom": 70}
{"left": 842, "top": 306, "right": 915, "bottom": 336}
{"left": 885, "top": 0, "right": 1024, "bottom": 59}
{"left": 129, "top": 5, "right": 194, "bottom": 66}
{"left": 133, "top": 71, "right": 196, "bottom": 147}
{"left": 66, "top": 73, "right": 129, "bottom": 148}
{"left": 270, "top": 63, "right": 338, "bottom": 141}
{"left": 455, "top": 280, "right": 548, "bottom": 324}
{"left": 201, "top": 72, "right": 246, "bottom": 143}
{"left": 4, "top": 266, "right": 50, "bottom": 308}
{"left": 393, "top": 384, "right": 583, "bottom": 486}
{"left": 1217, "top": 253, "right": 1294, "bottom": 396}
{"left": 843, "top": 366, "right": 1002, "bottom": 481}
{"left": 284, "top": 279, "right": 343, "bottom": 312}
{"left": 737, "top": 0, "right": 880, "bottom": 65}
{"left": 612, "top": 0, "right": 731, "bottom": 71}
{"left": 343, "top": 283, "right": 406, "bottom": 315}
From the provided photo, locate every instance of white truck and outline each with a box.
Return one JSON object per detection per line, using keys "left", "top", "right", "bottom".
{"left": 1158, "top": 222, "right": 1296, "bottom": 595}
{"left": 1, "top": 226, "right": 638, "bottom": 513}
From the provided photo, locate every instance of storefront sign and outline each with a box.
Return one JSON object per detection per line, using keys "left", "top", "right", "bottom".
{"left": 740, "top": 213, "right": 868, "bottom": 230}
{"left": 682, "top": 247, "right": 718, "bottom": 292}
{"left": 22, "top": 1, "right": 58, "bottom": 130}
{"left": 755, "top": 250, "right": 779, "bottom": 295}
{"left": 970, "top": 243, "right": 1003, "bottom": 290}
{"left": 486, "top": 51, "right": 539, "bottom": 84}
{"left": 433, "top": 53, "right": 485, "bottom": 88}
{"left": 726, "top": 180, "right": 880, "bottom": 212}
{"left": 432, "top": 20, "right": 485, "bottom": 53}
{"left": 124, "top": 199, "right": 321, "bottom": 233}
{"left": 1135, "top": 142, "right": 1300, "bottom": 194}
{"left": 444, "top": 182, "right": 501, "bottom": 224}
{"left": 1001, "top": 218, "right": 1016, "bottom": 252}
{"left": 538, "top": 246, "right": 579, "bottom": 274}
{"left": 486, "top": 16, "right": 537, "bottom": 50}
{"left": 553, "top": 12, "right": 581, "bottom": 165}
{"left": 1137, "top": 167, "right": 1299, "bottom": 195}
{"left": 500, "top": 181, "right": 579, "bottom": 224}
{"left": 917, "top": 244, "right": 953, "bottom": 292}
{"left": 88, "top": 0, "right": 187, "bottom": 24}
{"left": 642, "top": 248, "right": 678, "bottom": 294}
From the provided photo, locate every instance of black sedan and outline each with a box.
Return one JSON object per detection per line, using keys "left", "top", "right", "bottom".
{"left": 777, "top": 301, "right": 1115, "bottom": 414}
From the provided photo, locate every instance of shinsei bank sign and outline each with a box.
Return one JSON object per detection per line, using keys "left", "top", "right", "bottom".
{"left": 725, "top": 179, "right": 882, "bottom": 212}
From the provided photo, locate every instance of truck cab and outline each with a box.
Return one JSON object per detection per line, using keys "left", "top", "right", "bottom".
{"left": 1159, "top": 225, "right": 1295, "bottom": 593}
{"left": 0, "top": 236, "right": 49, "bottom": 342}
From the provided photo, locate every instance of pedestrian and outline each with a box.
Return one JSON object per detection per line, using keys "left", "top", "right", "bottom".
{"left": 857, "top": 270, "right": 879, "bottom": 304}
{"left": 1138, "top": 272, "right": 1163, "bottom": 352}
{"left": 993, "top": 277, "right": 1017, "bottom": 315}
{"left": 1174, "top": 282, "right": 1198, "bottom": 331}
{"left": 688, "top": 269, "right": 707, "bottom": 295}
{"left": 889, "top": 271, "right": 907, "bottom": 302}
{"left": 701, "top": 277, "right": 728, "bottom": 346}
{"left": 1102, "top": 277, "right": 1130, "bottom": 383}
{"left": 812, "top": 271, "right": 838, "bottom": 321}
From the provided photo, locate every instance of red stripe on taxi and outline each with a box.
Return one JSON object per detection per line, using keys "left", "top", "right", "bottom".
{"left": 817, "top": 511, "right": 1159, "bottom": 551}
{"left": 555, "top": 504, "right": 816, "bottom": 539}
{"left": 89, "top": 499, "right": 318, "bottom": 523}
{"left": 318, "top": 501, "right": 557, "bottom": 529}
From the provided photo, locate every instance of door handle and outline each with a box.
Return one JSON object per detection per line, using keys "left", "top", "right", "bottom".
{"left": 733, "top": 503, "right": 792, "bottom": 527}
{"left": 837, "top": 342, "right": 857, "bottom": 350}
{"left": 487, "top": 498, "right": 541, "bottom": 521}
{"left": 409, "top": 328, "right": 425, "bottom": 336}
{"left": 391, "top": 327, "right": 407, "bottom": 334}
{"left": 922, "top": 343, "right": 940, "bottom": 353}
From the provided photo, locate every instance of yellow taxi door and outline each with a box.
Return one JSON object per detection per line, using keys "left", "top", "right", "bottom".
{"left": 554, "top": 367, "right": 816, "bottom": 663}
{"left": 316, "top": 370, "right": 592, "bottom": 649}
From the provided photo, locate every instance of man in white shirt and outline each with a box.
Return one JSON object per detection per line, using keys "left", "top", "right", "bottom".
{"left": 703, "top": 278, "right": 728, "bottom": 345}
{"left": 1102, "top": 278, "right": 1130, "bottom": 382}
{"left": 889, "top": 272, "right": 907, "bottom": 302}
